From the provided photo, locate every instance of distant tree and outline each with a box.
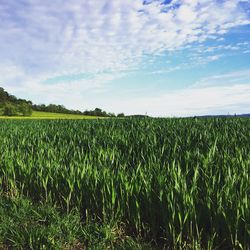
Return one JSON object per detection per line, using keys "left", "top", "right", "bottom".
{"left": 117, "top": 113, "right": 125, "bottom": 117}
{"left": 40, "top": 104, "right": 46, "bottom": 110}
{"left": 18, "top": 103, "right": 32, "bottom": 116}
{"left": 0, "top": 87, "right": 126, "bottom": 117}
{"left": 108, "top": 112, "right": 116, "bottom": 117}
{"left": 92, "top": 108, "right": 104, "bottom": 116}
{"left": 82, "top": 108, "right": 119, "bottom": 117}
{"left": 93, "top": 108, "right": 102, "bottom": 116}
{"left": 8, "top": 94, "right": 17, "bottom": 103}
{"left": 0, "top": 87, "right": 8, "bottom": 104}
{"left": 3, "top": 103, "right": 17, "bottom": 116}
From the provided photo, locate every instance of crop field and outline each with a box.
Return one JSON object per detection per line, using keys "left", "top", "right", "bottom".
{"left": 0, "top": 118, "right": 249, "bottom": 249}
{"left": 0, "top": 111, "right": 99, "bottom": 119}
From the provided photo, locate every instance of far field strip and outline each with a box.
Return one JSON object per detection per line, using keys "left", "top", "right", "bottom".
{"left": 0, "top": 111, "right": 101, "bottom": 119}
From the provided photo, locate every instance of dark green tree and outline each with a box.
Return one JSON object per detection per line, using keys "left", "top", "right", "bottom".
{"left": 18, "top": 103, "right": 32, "bottom": 116}
{"left": 117, "top": 113, "right": 125, "bottom": 117}
{"left": 3, "top": 103, "right": 17, "bottom": 116}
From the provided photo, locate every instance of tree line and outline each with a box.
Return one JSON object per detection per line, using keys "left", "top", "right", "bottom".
{"left": 0, "top": 87, "right": 125, "bottom": 117}
{"left": 0, "top": 87, "right": 32, "bottom": 116}
{"left": 32, "top": 104, "right": 124, "bottom": 117}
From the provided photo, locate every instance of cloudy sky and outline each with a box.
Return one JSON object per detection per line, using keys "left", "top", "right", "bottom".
{"left": 0, "top": 0, "right": 250, "bottom": 116}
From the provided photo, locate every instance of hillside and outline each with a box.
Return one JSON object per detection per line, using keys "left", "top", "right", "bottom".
{"left": 0, "top": 87, "right": 122, "bottom": 118}
{"left": 0, "top": 87, "right": 32, "bottom": 105}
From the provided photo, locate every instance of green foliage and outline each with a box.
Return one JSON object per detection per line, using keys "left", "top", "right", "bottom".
{"left": 32, "top": 104, "right": 116, "bottom": 117}
{"left": 0, "top": 87, "right": 32, "bottom": 106}
{"left": 0, "top": 86, "right": 122, "bottom": 117}
{"left": 0, "top": 118, "right": 249, "bottom": 249}
{"left": 83, "top": 107, "right": 116, "bottom": 117}
{"left": 3, "top": 103, "right": 17, "bottom": 116}
{"left": 0, "top": 196, "right": 147, "bottom": 249}
{"left": 18, "top": 103, "right": 33, "bottom": 116}
{"left": 32, "top": 103, "right": 79, "bottom": 114}
{"left": 0, "top": 87, "right": 16, "bottom": 104}
{"left": 0, "top": 87, "right": 33, "bottom": 117}
{"left": 2, "top": 102, "right": 32, "bottom": 117}
{"left": 117, "top": 113, "right": 125, "bottom": 117}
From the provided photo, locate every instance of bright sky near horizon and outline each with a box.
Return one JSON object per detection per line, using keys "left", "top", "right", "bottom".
{"left": 0, "top": 0, "right": 250, "bottom": 117}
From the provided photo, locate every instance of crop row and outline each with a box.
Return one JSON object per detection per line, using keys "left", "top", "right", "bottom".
{"left": 0, "top": 118, "right": 249, "bottom": 249}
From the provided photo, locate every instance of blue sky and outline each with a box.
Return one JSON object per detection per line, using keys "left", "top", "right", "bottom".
{"left": 0, "top": 0, "right": 250, "bottom": 116}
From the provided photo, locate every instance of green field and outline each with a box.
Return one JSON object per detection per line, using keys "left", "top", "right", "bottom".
{"left": 0, "top": 111, "right": 99, "bottom": 119}
{"left": 0, "top": 118, "right": 249, "bottom": 249}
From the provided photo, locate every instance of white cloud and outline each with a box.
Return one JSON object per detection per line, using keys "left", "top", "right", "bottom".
{"left": 177, "top": 4, "right": 197, "bottom": 22}
{"left": 2, "top": 72, "right": 125, "bottom": 108}
{"left": 0, "top": 63, "right": 25, "bottom": 83}
{"left": 0, "top": 0, "right": 249, "bottom": 76}
{"left": 195, "top": 69, "right": 250, "bottom": 87}
{"left": 0, "top": 0, "right": 249, "bottom": 115}
{"left": 106, "top": 84, "right": 250, "bottom": 116}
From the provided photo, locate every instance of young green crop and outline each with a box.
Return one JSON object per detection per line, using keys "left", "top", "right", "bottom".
{"left": 0, "top": 117, "right": 249, "bottom": 249}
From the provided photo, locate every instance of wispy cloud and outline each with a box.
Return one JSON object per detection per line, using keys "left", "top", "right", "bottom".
{"left": 195, "top": 69, "right": 250, "bottom": 87}
{"left": 109, "top": 83, "right": 250, "bottom": 117}
{"left": 0, "top": 0, "right": 249, "bottom": 114}
{"left": 0, "top": 0, "right": 249, "bottom": 76}
{"left": 0, "top": 63, "right": 25, "bottom": 83}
